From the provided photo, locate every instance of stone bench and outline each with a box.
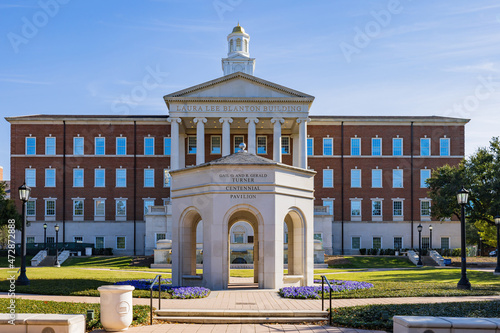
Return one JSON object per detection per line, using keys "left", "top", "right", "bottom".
{"left": 394, "top": 315, "right": 500, "bottom": 333}
{"left": 0, "top": 313, "right": 85, "bottom": 333}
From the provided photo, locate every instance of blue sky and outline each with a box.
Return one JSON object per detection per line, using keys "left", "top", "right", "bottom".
{"left": 1, "top": 0, "right": 500, "bottom": 180}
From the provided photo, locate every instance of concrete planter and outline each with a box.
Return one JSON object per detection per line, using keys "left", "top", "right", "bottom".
{"left": 98, "top": 285, "right": 135, "bottom": 332}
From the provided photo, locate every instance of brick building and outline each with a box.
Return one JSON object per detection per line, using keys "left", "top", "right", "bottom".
{"left": 6, "top": 25, "right": 468, "bottom": 257}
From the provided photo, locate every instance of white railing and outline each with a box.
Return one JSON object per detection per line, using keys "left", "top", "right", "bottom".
{"left": 429, "top": 250, "right": 446, "bottom": 266}
{"left": 314, "top": 206, "right": 330, "bottom": 215}
{"left": 30, "top": 250, "right": 47, "bottom": 267}
{"left": 57, "top": 250, "right": 71, "bottom": 265}
{"left": 407, "top": 250, "right": 420, "bottom": 266}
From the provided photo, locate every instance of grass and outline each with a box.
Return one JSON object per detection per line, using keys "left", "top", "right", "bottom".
{"left": 330, "top": 301, "right": 500, "bottom": 332}
{"left": 313, "top": 268, "right": 500, "bottom": 298}
{"left": 327, "top": 256, "right": 414, "bottom": 269}
{"left": 0, "top": 298, "right": 150, "bottom": 331}
{"left": 0, "top": 255, "right": 34, "bottom": 268}
{"left": 62, "top": 256, "right": 171, "bottom": 272}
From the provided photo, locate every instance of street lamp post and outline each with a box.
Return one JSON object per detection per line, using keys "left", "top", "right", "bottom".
{"left": 479, "top": 237, "right": 482, "bottom": 257}
{"left": 494, "top": 216, "right": 500, "bottom": 275}
{"left": 417, "top": 224, "right": 423, "bottom": 267}
{"left": 456, "top": 187, "right": 471, "bottom": 290}
{"left": 16, "top": 183, "right": 31, "bottom": 286}
{"left": 54, "top": 224, "right": 60, "bottom": 267}
{"left": 429, "top": 225, "right": 433, "bottom": 250}
{"left": 43, "top": 223, "right": 47, "bottom": 249}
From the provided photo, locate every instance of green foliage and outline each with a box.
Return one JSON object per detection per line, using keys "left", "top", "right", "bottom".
{"left": 0, "top": 298, "right": 150, "bottom": 331}
{"left": 0, "top": 181, "right": 22, "bottom": 230}
{"left": 328, "top": 256, "right": 413, "bottom": 269}
{"left": 330, "top": 301, "right": 500, "bottom": 332}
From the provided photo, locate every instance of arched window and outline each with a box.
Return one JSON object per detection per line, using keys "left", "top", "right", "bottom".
{"left": 230, "top": 40, "right": 234, "bottom": 52}
{"left": 244, "top": 40, "right": 248, "bottom": 53}
{"left": 236, "top": 38, "right": 242, "bottom": 51}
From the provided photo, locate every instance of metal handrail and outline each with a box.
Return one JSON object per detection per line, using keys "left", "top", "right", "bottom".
{"left": 321, "top": 275, "right": 333, "bottom": 326}
{"left": 149, "top": 275, "right": 162, "bottom": 325}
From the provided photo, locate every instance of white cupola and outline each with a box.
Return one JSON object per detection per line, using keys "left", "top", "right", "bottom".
{"left": 222, "top": 23, "right": 255, "bottom": 76}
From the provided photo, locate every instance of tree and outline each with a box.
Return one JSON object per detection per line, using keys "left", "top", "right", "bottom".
{"left": 0, "top": 181, "right": 22, "bottom": 249}
{"left": 427, "top": 137, "right": 500, "bottom": 247}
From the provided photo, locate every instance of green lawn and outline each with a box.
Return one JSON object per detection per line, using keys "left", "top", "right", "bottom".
{"left": 62, "top": 256, "right": 170, "bottom": 272}
{"left": 0, "top": 255, "right": 34, "bottom": 268}
{"left": 314, "top": 268, "right": 500, "bottom": 298}
{"left": 328, "top": 256, "right": 414, "bottom": 269}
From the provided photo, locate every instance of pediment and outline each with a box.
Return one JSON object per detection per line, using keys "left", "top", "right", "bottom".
{"left": 164, "top": 72, "right": 314, "bottom": 100}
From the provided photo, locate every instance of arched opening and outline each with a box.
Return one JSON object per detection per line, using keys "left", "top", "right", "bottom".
{"left": 179, "top": 209, "right": 203, "bottom": 283}
{"left": 244, "top": 39, "right": 248, "bottom": 53}
{"left": 229, "top": 39, "right": 234, "bottom": 52}
{"left": 226, "top": 208, "right": 260, "bottom": 289}
{"left": 283, "top": 209, "right": 306, "bottom": 284}
{"left": 236, "top": 38, "right": 242, "bottom": 51}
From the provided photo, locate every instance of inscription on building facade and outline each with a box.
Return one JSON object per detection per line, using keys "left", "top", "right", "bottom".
{"left": 219, "top": 173, "right": 268, "bottom": 199}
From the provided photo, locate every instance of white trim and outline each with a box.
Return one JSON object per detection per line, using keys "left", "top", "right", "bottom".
{"left": 95, "top": 137, "right": 106, "bottom": 155}
{"left": 116, "top": 236, "right": 126, "bottom": 250}
{"left": 371, "top": 137, "right": 382, "bottom": 156}
{"left": 351, "top": 236, "right": 361, "bottom": 250}
{"left": 144, "top": 137, "right": 155, "bottom": 155}
{"left": 45, "top": 136, "right": 56, "bottom": 155}
{"left": 116, "top": 137, "right": 127, "bottom": 155}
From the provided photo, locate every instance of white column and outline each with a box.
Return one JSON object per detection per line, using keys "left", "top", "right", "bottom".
{"left": 297, "top": 118, "right": 308, "bottom": 169}
{"left": 219, "top": 117, "right": 233, "bottom": 156}
{"left": 193, "top": 117, "right": 207, "bottom": 165}
{"left": 292, "top": 134, "right": 300, "bottom": 167}
{"left": 245, "top": 117, "right": 259, "bottom": 154}
{"left": 271, "top": 117, "right": 284, "bottom": 162}
{"left": 168, "top": 117, "right": 182, "bottom": 170}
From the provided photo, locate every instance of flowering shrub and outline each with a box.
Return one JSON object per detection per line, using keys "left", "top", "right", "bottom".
{"left": 279, "top": 280, "right": 374, "bottom": 299}
{"left": 114, "top": 279, "right": 210, "bottom": 298}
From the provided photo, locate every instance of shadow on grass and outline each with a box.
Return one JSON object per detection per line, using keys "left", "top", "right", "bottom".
{"left": 62, "top": 256, "right": 133, "bottom": 268}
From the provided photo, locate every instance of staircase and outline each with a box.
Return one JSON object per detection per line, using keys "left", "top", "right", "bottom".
{"left": 422, "top": 256, "right": 439, "bottom": 267}
{"left": 154, "top": 309, "right": 328, "bottom": 324}
{"left": 38, "top": 255, "right": 56, "bottom": 267}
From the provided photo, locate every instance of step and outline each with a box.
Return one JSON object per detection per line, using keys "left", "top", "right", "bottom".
{"left": 155, "top": 309, "right": 327, "bottom": 318}
{"left": 154, "top": 316, "right": 327, "bottom": 324}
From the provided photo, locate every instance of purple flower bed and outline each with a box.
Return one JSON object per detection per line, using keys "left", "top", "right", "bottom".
{"left": 114, "top": 279, "right": 210, "bottom": 299}
{"left": 279, "top": 280, "right": 374, "bottom": 299}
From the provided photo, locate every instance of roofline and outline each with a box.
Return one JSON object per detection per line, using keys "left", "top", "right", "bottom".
{"left": 309, "top": 115, "right": 470, "bottom": 124}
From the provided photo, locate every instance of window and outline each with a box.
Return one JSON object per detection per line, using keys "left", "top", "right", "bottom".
{"left": 394, "top": 237, "right": 402, "bottom": 249}
{"left": 94, "top": 169, "right": 105, "bottom": 187}
{"left": 47, "top": 236, "right": 55, "bottom": 244}
{"left": 281, "top": 137, "right": 290, "bottom": 154}
{"left": 74, "top": 137, "right": 84, "bottom": 155}
{"left": 211, "top": 136, "right": 221, "bottom": 154}
{"left": 393, "top": 138, "right": 403, "bottom": 156}
{"left": 230, "top": 39, "right": 233, "bottom": 52}
{"left": 26, "top": 137, "right": 36, "bottom": 155}
{"left": 74, "top": 236, "right": 83, "bottom": 243}
{"left": 144, "top": 169, "right": 154, "bottom": 187}
{"left": 351, "top": 169, "right": 361, "bottom": 188}
{"left": 116, "top": 169, "right": 126, "bottom": 187}
{"left": 25, "top": 169, "right": 36, "bottom": 187}
{"left": 45, "top": 169, "right": 55, "bottom": 187}
{"left": 420, "top": 169, "right": 431, "bottom": 188}
{"left": 323, "top": 169, "right": 333, "bottom": 188}
{"left": 163, "top": 169, "right": 171, "bottom": 187}
{"left": 45, "top": 200, "right": 55, "bottom": 216}
{"left": 440, "top": 138, "right": 450, "bottom": 156}
{"left": 116, "top": 199, "right": 126, "bottom": 217}
{"left": 393, "top": 169, "right": 403, "bottom": 188}
{"left": 236, "top": 38, "right": 241, "bottom": 50}
{"left": 352, "top": 237, "right": 361, "bottom": 250}
{"left": 156, "top": 233, "right": 166, "bottom": 242}
{"left": 372, "top": 169, "right": 382, "bottom": 188}
{"left": 248, "top": 235, "right": 254, "bottom": 243}
{"left": 372, "top": 138, "right": 381, "bottom": 156}
{"left": 27, "top": 237, "right": 35, "bottom": 244}
{"left": 351, "top": 138, "right": 361, "bottom": 156}
{"left": 94, "top": 199, "right": 105, "bottom": 217}
{"left": 73, "top": 169, "right": 84, "bottom": 187}
{"left": 187, "top": 136, "right": 196, "bottom": 154}
{"left": 323, "top": 138, "right": 333, "bottom": 156}
{"left": 116, "top": 236, "right": 126, "bottom": 249}
{"left": 95, "top": 237, "right": 105, "bottom": 249}
{"left": 420, "top": 138, "right": 430, "bottom": 156}
{"left": 234, "top": 233, "right": 244, "bottom": 244}
{"left": 95, "top": 137, "right": 105, "bottom": 155}
{"left": 441, "top": 237, "right": 450, "bottom": 249}
{"left": 373, "top": 237, "right": 382, "bottom": 249}
{"left": 257, "top": 136, "right": 267, "bottom": 154}
{"left": 164, "top": 137, "right": 171, "bottom": 156}
{"left": 314, "top": 233, "right": 323, "bottom": 242}
{"left": 372, "top": 200, "right": 382, "bottom": 216}
{"left": 307, "top": 138, "right": 314, "bottom": 156}
{"left": 244, "top": 39, "right": 248, "bottom": 52}
{"left": 45, "top": 137, "right": 55, "bottom": 155}
{"left": 351, "top": 200, "right": 361, "bottom": 216}
{"left": 144, "top": 137, "right": 154, "bottom": 155}
{"left": 234, "top": 136, "right": 244, "bottom": 153}
{"left": 393, "top": 200, "right": 403, "bottom": 216}
{"left": 421, "top": 200, "right": 431, "bottom": 217}
{"left": 73, "top": 200, "right": 84, "bottom": 216}
{"left": 116, "top": 137, "right": 126, "bottom": 155}
{"left": 144, "top": 199, "right": 154, "bottom": 215}
{"left": 323, "top": 200, "right": 334, "bottom": 216}
{"left": 26, "top": 200, "right": 36, "bottom": 216}
{"left": 422, "top": 237, "right": 430, "bottom": 250}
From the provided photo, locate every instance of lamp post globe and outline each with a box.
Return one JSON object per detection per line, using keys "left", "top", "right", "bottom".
{"left": 54, "top": 224, "right": 60, "bottom": 267}
{"left": 16, "top": 182, "right": 31, "bottom": 286}
{"left": 43, "top": 223, "right": 47, "bottom": 249}
{"left": 429, "top": 225, "right": 433, "bottom": 250}
{"left": 417, "top": 224, "right": 423, "bottom": 267}
{"left": 494, "top": 216, "right": 500, "bottom": 275}
{"left": 456, "top": 187, "right": 471, "bottom": 290}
